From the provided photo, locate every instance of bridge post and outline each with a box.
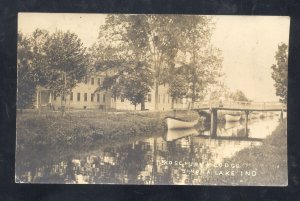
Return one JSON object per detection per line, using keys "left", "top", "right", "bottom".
{"left": 280, "top": 110, "right": 283, "bottom": 122}
{"left": 244, "top": 111, "right": 249, "bottom": 138}
{"left": 210, "top": 108, "right": 218, "bottom": 137}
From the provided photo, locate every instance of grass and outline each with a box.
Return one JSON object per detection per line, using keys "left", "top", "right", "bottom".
{"left": 16, "top": 109, "right": 200, "bottom": 174}
{"left": 201, "top": 119, "right": 287, "bottom": 186}
{"left": 16, "top": 109, "right": 199, "bottom": 151}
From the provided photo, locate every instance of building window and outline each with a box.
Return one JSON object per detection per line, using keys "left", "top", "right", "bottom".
{"left": 84, "top": 77, "right": 88, "bottom": 84}
{"left": 77, "top": 93, "right": 80, "bottom": 101}
{"left": 103, "top": 94, "right": 106, "bottom": 103}
{"left": 91, "top": 94, "right": 94, "bottom": 102}
{"left": 168, "top": 96, "right": 170, "bottom": 103}
{"left": 121, "top": 97, "right": 124, "bottom": 102}
{"left": 97, "top": 94, "right": 100, "bottom": 102}
{"left": 62, "top": 94, "right": 65, "bottom": 101}
{"left": 163, "top": 94, "right": 165, "bottom": 103}
{"left": 53, "top": 93, "right": 57, "bottom": 101}
{"left": 91, "top": 77, "right": 94, "bottom": 85}
{"left": 84, "top": 93, "right": 87, "bottom": 102}
{"left": 70, "top": 92, "right": 73, "bottom": 101}
{"left": 98, "top": 78, "right": 101, "bottom": 85}
{"left": 148, "top": 94, "right": 151, "bottom": 102}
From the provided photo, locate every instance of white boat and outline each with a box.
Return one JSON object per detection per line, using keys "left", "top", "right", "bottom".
{"left": 166, "top": 117, "right": 198, "bottom": 130}
{"left": 224, "top": 114, "right": 241, "bottom": 122}
{"left": 165, "top": 128, "right": 198, "bottom": 141}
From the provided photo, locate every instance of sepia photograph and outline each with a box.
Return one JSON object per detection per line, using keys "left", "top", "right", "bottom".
{"left": 16, "top": 13, "right": 289, "bottom": 185}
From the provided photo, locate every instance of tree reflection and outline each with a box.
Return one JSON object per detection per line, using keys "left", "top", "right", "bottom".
{"left": 16, "top": 117, "right": 278, "bottom": 184}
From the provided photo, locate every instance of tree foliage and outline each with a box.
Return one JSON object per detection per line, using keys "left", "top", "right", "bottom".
{"left": 182, "top": 46, "right": 223, "bottom": 103}
{"left": 229, "top": 90, "right": 249, "bottom": 102}
{"left": 43, "top": 31, "right": 88, "bottom": 96}
{"left": 208, "top": 82, "right": 229, "bottom": 102}
{"left": 17, "top": 30, "right": 51, "bottom": 109}
{"left": 116, "top": 63, "right": 153, "bottom": 110}
{"left": 17, "top": 33, "right": 36, "bottom": 109}
{"left": 271, "top": 43, "right": 288, "bottom": 103}
{"left": 17, "top": 29, "right": 88, "bottom": 113}
{"left": 92, "top": 15, "right": 153, "bottom": 110}
{"left": 30, "top": 29, "right": 50, "bottom": 86}
{"left": 167, "top": 66, "right": 189, "bottom": 108}
{"left": 175, "top": 16, "right": 222, "bottom": 103}
{"left": 92, "top": 14, "right": 223, "bottom": 109}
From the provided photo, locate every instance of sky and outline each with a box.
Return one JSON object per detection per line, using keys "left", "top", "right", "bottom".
{"left": 18, "top": 13, "right": 290, "bottom": 102}
{"left": 211, "top": 16, "right": 290, "bottom": 102}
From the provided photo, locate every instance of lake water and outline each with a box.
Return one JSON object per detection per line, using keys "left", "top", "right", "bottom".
{"left": 15, "top": 114, "right": 285, "bottom": 184}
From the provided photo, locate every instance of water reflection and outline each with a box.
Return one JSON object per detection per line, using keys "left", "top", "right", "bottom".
{"left": 16, "top": 116, "right": 282, "bottom": 184}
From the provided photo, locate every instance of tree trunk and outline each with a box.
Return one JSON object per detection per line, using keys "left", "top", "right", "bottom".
{"left": 191, "top": 81, "right": 196, "bottom": 109}
{"left": 141, "top": 100, "right": 145, "bottom": 111}
{"left": 154, "top": 80, "right": 159, "bottom": 110}
{"left": 60, "top": 91, "right": 65, "bottom": 116}
{"left": 191, "top": 42, "right": 196, "bottom": 110}
{"left": 38, "top": 91, "right": 41, "bottom": 115}
{"left": 171, "top": 98, "right": 175, "bottom": 109}
{"left": 61, "top": 72, "right": 67, "bottom": 117}
{"left": 191, "top": 101, "right": 195, "bottom": 109}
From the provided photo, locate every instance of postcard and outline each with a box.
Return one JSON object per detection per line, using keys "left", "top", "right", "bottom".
{"left": 16, "top": 13, "right": 288, "bottom": 185}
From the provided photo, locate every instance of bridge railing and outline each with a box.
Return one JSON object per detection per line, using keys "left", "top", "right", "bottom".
{"left": 186, "top": 101, "right": 287, "bottom": 110}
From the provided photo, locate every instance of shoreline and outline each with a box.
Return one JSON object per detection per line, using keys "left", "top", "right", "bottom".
{"left": 16, "top": 109, "right": 280, "bottom": 151}
{"left": 16, "top": 110, "right": 199, "bottom": 151}
{"left": 201, "top": 119, "right": 287, "bottom": 186}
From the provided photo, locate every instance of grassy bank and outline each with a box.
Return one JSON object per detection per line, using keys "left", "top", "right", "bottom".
{"left": 16, "top": 110, "right": 199, "bottom": 151}
{"left": 202, "top": 119, "right": 287, "bottom": 186}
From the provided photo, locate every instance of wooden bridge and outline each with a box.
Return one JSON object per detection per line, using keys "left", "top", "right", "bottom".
{"left": 174, "top": 101, "right": 287, "bottom": 138}
{"left": 174, "top": 100, "right": 287, "bottom": 112}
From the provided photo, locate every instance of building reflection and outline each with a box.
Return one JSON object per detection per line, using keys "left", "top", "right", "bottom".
{"left": 17, "top": 117, "right": 280, "bottom": 184}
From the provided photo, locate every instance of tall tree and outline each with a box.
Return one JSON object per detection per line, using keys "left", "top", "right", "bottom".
{"left": 17, "top": 30, "right": 50, "bottom": 111}
{"left": 93, "top": 15, "right": 153, "bottom": 110}
{"left": 42, "top": 31, "right": 88, "bottom": 114}
{"left": 93, "top": 15, "right": 222, "bottom": 109}
{"left": 18, "top": 30, "right": 88, "bottom": 114}
{"left": 180, "top": 46, "right": 223, "bottom": 106}
{"left": 30, "top": 29, "right": 50, "bottom": 86}
{"left": 146, "top": 15, "right": 182, "bottom": 110}
{"left": 94, "top": 15, "right": 187, "bottom": 110}
{"left": 114, "top": 63, "right": 153, "bottom": 110}
{"left": 271, "top": 43, "right": 288, "bottom": 103}
{"left": 17, "top": 33, "right": 36, "bottom": 111}
{"left": 177, "top": 16, "right": 223, "bottom": 107}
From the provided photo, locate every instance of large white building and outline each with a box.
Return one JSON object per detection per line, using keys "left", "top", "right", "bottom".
{"left": 35, "top": 73, "right": 187, "bottom": 111}
{"left": 36, "top": 74, "right": 112, "bottom": 110}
